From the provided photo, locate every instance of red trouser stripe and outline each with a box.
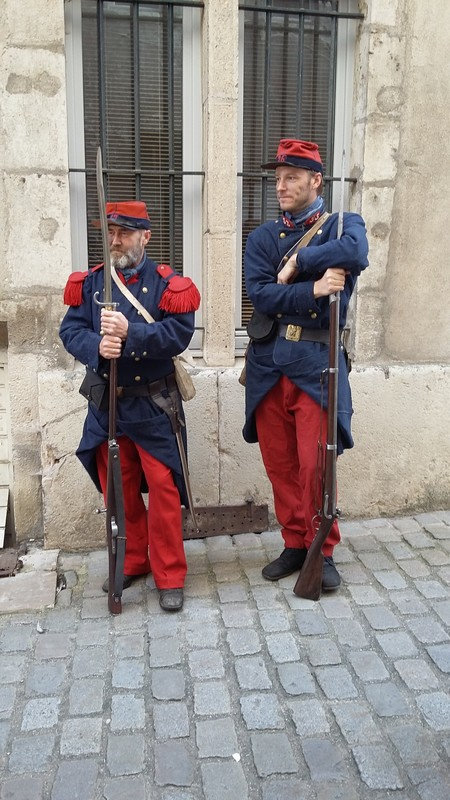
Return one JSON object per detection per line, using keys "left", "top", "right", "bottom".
{"left": 96, "top": 436, "right": 187, "bottom": 588}
{"left": 255, "top": 375, "right": 340, "bottom": 557}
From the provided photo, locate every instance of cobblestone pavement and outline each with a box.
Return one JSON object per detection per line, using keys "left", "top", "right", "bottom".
{"left": 0, "top": 511, "right": 449, "bottom": 800}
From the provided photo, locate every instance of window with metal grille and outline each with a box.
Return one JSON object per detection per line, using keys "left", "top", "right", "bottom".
{"left": 236, "top": 0, "right": 363, "bottom": 330}
{"left": 66, "top": 0, "right": 203, "bottom": 281}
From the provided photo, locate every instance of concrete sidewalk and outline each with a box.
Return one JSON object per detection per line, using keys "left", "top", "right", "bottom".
{"left": 0, "top": 511, "right": 449, "bottom": 800}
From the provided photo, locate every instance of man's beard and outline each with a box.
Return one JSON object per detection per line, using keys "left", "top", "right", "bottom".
{"left": 110, "top": 242, "right": 143, "bottom": 270}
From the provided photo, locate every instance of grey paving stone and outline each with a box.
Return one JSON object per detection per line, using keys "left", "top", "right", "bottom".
{"left": 390, "top": 590, "right": 428, "bottom": 615}
{"left": 261, "top": 777, "right": 312, "bottom": 800}
{"left": 302, "top": 738, "right": 348, "bottom": 781}
{"left": 234, "top": 655, "right": 272, "bottom": 689}
{"left": 107, "top": 733, "right": 145, "bottom": 776}
{"left": 346, "top": 534, "right": 381, "bottom": 551}
{"left": 0, "top": 685, "right": 16, "bottom": 719}
{"left": 149, "top": 637, "right": 181, "bottom": 667}
{"left": 1, "top": 776, "right": 45, "bottom": 800}
{"left": 8, "top": 733, "right": 55, "bottom": 773}
{"left": 373, "top": 570, "right": 408, "bottom": 590}
{"left": 315, "top": 666, "right": 358, "bottom": 699}
{"left": 200, "top": 761, "right": 248, "bottom": 800}
{"left": 348, "top": 650, "right": 389, "bottom": 681}
{"left": 81, "top": 596, "right": 111, "bottom": 619}
{"left": 352, "top": 744, "right": 404, "bottom": 789}
{"left": 44, "top": 609, "right": 79, "bottom": 632}
{"left": 0, "top": 625, "right": 34, "bottom": 652}
{"left": 226, "top": 628, "right": 261, "bottom": 655}
{"left": 362, "top": 605, "right": 401, "bottom": 630}
{"left": 193, "top": 680, "right": 231, "bottom": 715}
{"left": 51, "top": 759, "right": 98, "bottom": 800}
{"left": 375, "top": 631, "right": 418, "bottom": 657}
{"left": 407, "top": 765, "right": 450, "bottom": 800}
{"left": 331, "top": 700, "right": 382, "bottom": 745}
{"left": 153, "top": 701, "right": 189, "bottom": 739}
{"left": 34, "top": 632, "right": 72, "bottom": 659}
{"left": 217, "top": 583, "right": 248, "bottom": 603}
{"left": 294, "top": 609, "right": 329, "bottom": 635}
{"left": 315, "top": 786, "right": 359, "bottom": 800}
{"left": 358, "top": 552, "right": 396, "bottom": 570}
{"left": 399, "top": 559, "right": 431, "bottom": 578}
{"left": 406, "top": 615, "right": 448, "bottom": 644}
{"left": 289, "top": 698, "right": 330, "bottom": 735}
{"left": 186, "top": 620, "right": 219, "bottom": 648}
{"left": 252, "top": 585, "right": 282, "bottom": 609}
{"left": 330, "top": 618, "right": 368, "bottom": 648}
{"left": 114, "top": 632, "right": 145, "bottom": 659}
{"left": 259, "top": 608, "right": 290, "bottom": 632}
{"left": 72, "top": 646, "right": 108, "bottom": 678}
{"left": 0, "top": 719, "right": 10, "bottom": 755}
{"left": 69, "top": 677, "right": 104, "bottom": 715}
{"left": 25, "top": 661, "right": 66, "bottom": 696}
{"left": 277, "top": 662, "right": 316, "bottom": 695}
{"left": 240, "top": 693, "right": 284, "bottom": 729}
{"left": 188, "top": 649, "right": 224, "bottom": 679}
{"left": 364, "top": 682, "right": 412, "bottom": 716}
{"left": 391, "top": 516, "right": 421, "bottom": 532}
{"left": 364, "top": 517, "right": 396, "bottom": 530}
{"left": 337, "top": 564, "right": 370, "bottom": 584}
{"left": 221, "top": 604, "right": 254, "bottom": 628}
{"left": 148, "top": 614, "right": 181, "bottom": 640}
{"left": 60, "top": 717, "right": 102, "bottom": 755}
{"left": 387, "top": 723, "right": 440, "bottom": 765}
{"left": 251, "top": 731, "right": 298, "bottom": 777}
{"left": 330, "top": 546, "right": 355, "bottom": 563}
{"left": 320, "top": 597, "right": 352, "bottom": 618}
{"left": 385, "top": 541, "right": 415, "bottom": 560}
{"left": 347, "top": 585, "right": 383, "bottom": 605}
{"left": 266, "top": 632, "right": 300, "bottom": 663}
{"left": 21, "top": 696, "right": 59, "bottom": 730}
{"left": 403, "top": 531, "right": 435, "bottom": 548}
{"left": 427, "top": 643, "right": 450, "bottom": 673}
{"left": 151, "top": 668, "right": 185, "bottom": 700}
{"left": 416, "top": 691, "right": 450, "bottom": 730}
{"left": 111, "top": 694, "right": 145, "bottom": 731}
{"left": 112, "top": 659, "right": 144, "bottom": 689}
{"left": 0, "top": 654, "right": 26, "bottom": 684}
{"left": 414, "top": 579, "right": 448, "bottom": 599}
{"left": 155, "top": 740, "right": 195, "bottom": 787}
{"left": 196, "top": 717, "right": 238, "bottom": 757}
{"left": 102, "top": 776, "right": 147, "bottom": 800}
{"left": 394, "top": 658, "right": 440, "bottom": 690}
{"left": 415, "top": 512, "right": 445, "bottom": 525}
{"left": 76, "top": 620, "right": 109, "bottom": 647}
{"left": 305, "top": 638, "right": 341, "bottom": 667}
{"left": 424, "top": 523, "right": 450, "bottom": 539}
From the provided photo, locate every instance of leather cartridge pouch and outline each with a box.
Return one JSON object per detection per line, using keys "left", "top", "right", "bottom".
{"left": 79, "top": 368, "right": 108, "bottom": 411}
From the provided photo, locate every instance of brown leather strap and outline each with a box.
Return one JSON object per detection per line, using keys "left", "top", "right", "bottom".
{"left": 277, "top": 212, "right": 330, "bottom": 273}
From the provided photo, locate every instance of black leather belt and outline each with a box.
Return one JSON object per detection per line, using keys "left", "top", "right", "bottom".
{"left": 117, "top": 373, "right": 176, "bottom": 398}
{"left": 278, "top": 324, "right": 336, "bottom": 344}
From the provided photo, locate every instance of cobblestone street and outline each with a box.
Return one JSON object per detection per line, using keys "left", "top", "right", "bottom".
{"left": 0, "top": 511, "right": 449, "bottom": 800}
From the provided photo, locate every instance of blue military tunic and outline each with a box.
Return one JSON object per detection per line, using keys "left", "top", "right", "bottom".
{"left": 243, "top": 211, "right": 369, "bottom": 449}
{"left": 59, "top": 256, "right": 198, "bottom": 500}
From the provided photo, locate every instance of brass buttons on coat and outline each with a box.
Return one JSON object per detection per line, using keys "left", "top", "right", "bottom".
{"left": 134, "top": 375, "right": 141, "bottom": 381}
{"left": 310, "top": 312, "right": 318, "bottom": 320}
{"left": 142, "top": 287, "right": 148, "bottom": 293}
{"left": 279, "top": 232, "right": 286, "bottom": 238}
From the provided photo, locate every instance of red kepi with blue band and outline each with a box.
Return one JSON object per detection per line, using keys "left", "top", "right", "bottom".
{"left": 243, "top": 139, "right": 369, "bottom": 591}
{"left": 60, "top": 200, "right": 200, "bottom": 612}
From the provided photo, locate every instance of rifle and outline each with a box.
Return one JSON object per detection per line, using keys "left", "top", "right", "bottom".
{"left": 94, "top": 146, "right": 126, "bottom": 615}
{"left": 293, "top": 153, "right": 346, "bottom": 601}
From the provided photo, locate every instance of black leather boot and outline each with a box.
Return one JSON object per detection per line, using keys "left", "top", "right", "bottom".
{"left": 262, "top": 548, "right": 307, "bottom": 581}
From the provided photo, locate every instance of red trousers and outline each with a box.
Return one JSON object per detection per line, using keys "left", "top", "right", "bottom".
{"left": 96, "top": 436, "right": 187, "bottom": 589}
{"left": 255, "top": 375, "right": 340, "bottom": 557}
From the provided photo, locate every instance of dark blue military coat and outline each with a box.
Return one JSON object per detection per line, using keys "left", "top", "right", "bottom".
{"left": 243, "top": 211, "right": 369, "bottom": 450}
{"left": 60, "top": 256, "right": 197, "bottom": 500}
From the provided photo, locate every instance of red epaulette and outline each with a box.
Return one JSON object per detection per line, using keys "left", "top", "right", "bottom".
{"left": 63, "top": 263, "right": 103, "bottom": 306}
{"left": 156, "top": 264, "right": 201, "bottom": 313}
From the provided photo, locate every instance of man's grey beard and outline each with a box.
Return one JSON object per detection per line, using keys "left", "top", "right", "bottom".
{"left": 110, "top": 243, "right": 144, "bottom": 270}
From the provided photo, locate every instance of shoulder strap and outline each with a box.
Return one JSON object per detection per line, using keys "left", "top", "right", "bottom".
{"left": 277, "top": 211, "right": 330, "bottom": 273}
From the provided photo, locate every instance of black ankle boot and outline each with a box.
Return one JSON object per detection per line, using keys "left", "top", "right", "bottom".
{"left": 262, "top": 548, "right": 307, "bottom": 581}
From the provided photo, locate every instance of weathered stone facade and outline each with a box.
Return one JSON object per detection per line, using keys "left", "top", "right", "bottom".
{"left": 0, "top": 0, "right": 448, "bottom": 549}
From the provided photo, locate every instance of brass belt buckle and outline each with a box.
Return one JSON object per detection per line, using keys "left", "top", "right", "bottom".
{"left": 286, "top": 324, "right": 302, "bottom": 342}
